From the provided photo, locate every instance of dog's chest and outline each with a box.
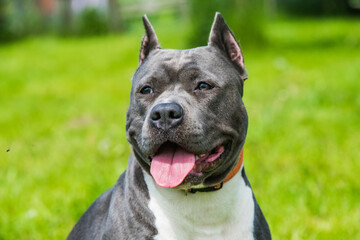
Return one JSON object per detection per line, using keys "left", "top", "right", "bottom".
{"left": 143, "top": 170, "right": 255, "bottom": 240}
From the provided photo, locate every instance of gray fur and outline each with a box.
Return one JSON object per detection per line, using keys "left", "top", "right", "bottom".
{"left": 67, "top": 12, "right": 271, "bottom": 239}
{"left": 67, "top": 154, "right": 157, "bottom": 239}
{"left": 242, "top": 168, "right": 272, "bottom": 239}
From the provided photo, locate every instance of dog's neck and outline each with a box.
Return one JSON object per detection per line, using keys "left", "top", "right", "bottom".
{"left": 143, "top": 163, "right": 255, "bottom": 240}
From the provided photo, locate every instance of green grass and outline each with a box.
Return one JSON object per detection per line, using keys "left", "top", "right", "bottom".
{"left": 0, "top": 18, "right": 359, "bottom": 239}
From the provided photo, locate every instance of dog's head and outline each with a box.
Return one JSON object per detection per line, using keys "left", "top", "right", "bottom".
{"left": 126, "top": 13, "right": 248, "bottom": 191}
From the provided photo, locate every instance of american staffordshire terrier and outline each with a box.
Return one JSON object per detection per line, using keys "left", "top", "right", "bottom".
{"left": 67, "top": 12, "right": 271, "bottom": 240}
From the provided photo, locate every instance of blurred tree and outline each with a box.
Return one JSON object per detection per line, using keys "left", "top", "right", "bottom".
{"left": 277, "top": 0, "right": 352, "bottom": 15}
{"left": 108, "top": 0, "right": 123, "bottom": 33}
{"left": 59, "top": 0, "right": 72, "bottom": 36}
{"left": 0, "top": 0, "right": 12, "bottom": 42}
{"left": 187, "top": 0, "right": 218, "bottom": 47}
{"left": 11, "top": 0, "right": 44, "bottom": 36}
{"left": 76, "top": 8, "right": 108, "bottom": 36}
{"left": 187, "top": 0, "right": 265, "bottom": 48}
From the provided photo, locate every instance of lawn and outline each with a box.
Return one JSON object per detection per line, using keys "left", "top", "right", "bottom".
{"left": 0, "top": 18, "right": 359, "bottom": 239}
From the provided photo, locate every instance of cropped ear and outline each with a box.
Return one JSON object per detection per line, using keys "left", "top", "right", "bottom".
{"left": 139, "top": 15, "right": 161, "bottom": 66}
{"left": 208, "top": 12, "right": 248, "bottom": 80}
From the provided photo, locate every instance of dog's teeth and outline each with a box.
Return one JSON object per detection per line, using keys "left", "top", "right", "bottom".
{"left": 195, "top": 155, "right": 199, "bottom": 160}
{"left": 199, "top": 154, "right": 206, "bottom": 158}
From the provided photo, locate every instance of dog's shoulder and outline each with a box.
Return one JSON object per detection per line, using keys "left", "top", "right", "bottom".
{"left": 242, "top": 169, "right": 271, "bottom": 240}
{"left": 67, "top": 156, "right": 158, "bottom": 240}
{"left": 67, "top": 184, "right": 116, "bottom": 240}
{"left": 253, "top": 200, "right": 272, "bottom": 240}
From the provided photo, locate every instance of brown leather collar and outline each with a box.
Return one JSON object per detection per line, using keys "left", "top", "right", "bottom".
{"left": 188, "top": 148, "right": 244, "bottom": 194}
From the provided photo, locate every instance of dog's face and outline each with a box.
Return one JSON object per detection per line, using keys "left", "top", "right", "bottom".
{"left": 126, "top": 13, "right": 248, "bottom": 191}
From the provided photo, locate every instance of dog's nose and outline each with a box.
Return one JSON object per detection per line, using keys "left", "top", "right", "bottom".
{"left": 150, "top": 103, "right": 184, "bottom": 130}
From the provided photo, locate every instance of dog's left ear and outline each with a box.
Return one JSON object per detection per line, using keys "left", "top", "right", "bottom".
{"left": 139, "top": 15, "right": 161, "bottom": 66}
{"left": 208, "top": 12, "right": 248, "bottom": 80}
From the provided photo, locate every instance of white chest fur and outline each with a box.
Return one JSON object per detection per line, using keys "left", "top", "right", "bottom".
{"left": 143, "top": 168, "right": 255, "bottom": 240}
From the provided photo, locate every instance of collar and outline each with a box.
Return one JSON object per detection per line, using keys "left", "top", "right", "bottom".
{"left": 188, "top": 148, "right": 244, "bottom": 194}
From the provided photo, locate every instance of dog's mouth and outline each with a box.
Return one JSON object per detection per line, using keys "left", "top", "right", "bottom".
{"left": 148, "top": 141, "right": 226, "bottom": 188}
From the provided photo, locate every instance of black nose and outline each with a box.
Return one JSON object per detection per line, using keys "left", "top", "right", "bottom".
{"left": 150, "top": 103, "right": 184, "bottom": 130}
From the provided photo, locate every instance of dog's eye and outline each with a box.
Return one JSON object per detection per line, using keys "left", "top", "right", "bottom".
{"left": 196, "top": 82, "right": 213, "bottom": 91}
{"left": 140, "top": 86, "right": 153, "bottom": 94}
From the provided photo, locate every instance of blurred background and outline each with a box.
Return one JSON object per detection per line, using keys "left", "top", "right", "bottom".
{"left": 1, "top": 0, "right": 359, "bottom": 239}
{"left": 1, "top": 0, "right": 360, "bottom": 45}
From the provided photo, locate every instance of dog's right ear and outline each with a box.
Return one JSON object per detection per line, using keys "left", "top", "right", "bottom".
{"left": 139, "top": 15, "right": 161, "bottom": 66}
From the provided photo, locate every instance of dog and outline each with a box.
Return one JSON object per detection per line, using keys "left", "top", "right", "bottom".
{"left": 67, "top": 12, "right": 271, "bottom": 240}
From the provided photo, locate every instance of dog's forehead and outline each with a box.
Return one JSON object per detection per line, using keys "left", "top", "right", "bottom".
{"left": 134, "top": 46, "right": 231, "bottom": 82}
{"left": 152, "top": 46, "right": 224, "bottom": 69}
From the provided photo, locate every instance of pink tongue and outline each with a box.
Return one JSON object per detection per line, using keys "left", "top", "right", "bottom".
{"left": 150, "top": 143, "right": 195, "bottom": 188}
